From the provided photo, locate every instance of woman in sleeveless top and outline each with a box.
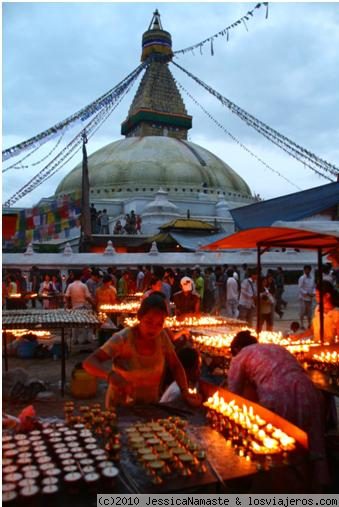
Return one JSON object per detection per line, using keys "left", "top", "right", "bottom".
{"left": 83, "top": 293, "right": 202, "bottom": 408}
{"left": 290, "top": 281, "right": 339, "bottom": 344}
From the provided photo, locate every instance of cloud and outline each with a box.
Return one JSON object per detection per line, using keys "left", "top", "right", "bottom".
{"left": 2, "top": 2, "right": 339, "bottom": 208}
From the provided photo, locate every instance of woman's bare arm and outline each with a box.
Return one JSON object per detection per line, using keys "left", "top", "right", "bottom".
{"left": 83, "top": 349, "right": 111, "bottom": 381}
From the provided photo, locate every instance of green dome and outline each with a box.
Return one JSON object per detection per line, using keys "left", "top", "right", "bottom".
{"left": 55, "top": 136, "right": 252, "bottom": 201}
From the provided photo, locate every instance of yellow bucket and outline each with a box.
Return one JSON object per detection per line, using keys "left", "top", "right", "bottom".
{"left": 70, "top": 367, "right": 98, "bottom": 399}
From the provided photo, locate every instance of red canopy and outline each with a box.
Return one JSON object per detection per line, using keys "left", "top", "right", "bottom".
{"left": 203, "top": 226, "right": 339, "bottom": 251}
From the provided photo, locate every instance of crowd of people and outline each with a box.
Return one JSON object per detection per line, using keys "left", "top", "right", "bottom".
{"left": 3, "top": 262, "right": 339, "bottom": 346}
{"left": 113, "top": 211, "right": 142, "bottom": 235}
{"left": 90, "top": 205, "right": 110, "bottom": 234}
{"left": 3, "top": 261, "right": 339, "bottom": 491}
{"left": 3, "top": 263, "right": 339, "bottom": 334}
{"left": 89, "top": 204, "right": 142, "bottom": 235}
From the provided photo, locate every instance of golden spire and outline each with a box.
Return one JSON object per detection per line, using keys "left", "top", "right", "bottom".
{"left": 141, "top": 10, "right": 173, "bottom": 62}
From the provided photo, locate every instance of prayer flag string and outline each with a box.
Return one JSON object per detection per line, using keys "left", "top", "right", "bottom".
{"left": 173, "top": 3, "right": 268, "bottom": 56}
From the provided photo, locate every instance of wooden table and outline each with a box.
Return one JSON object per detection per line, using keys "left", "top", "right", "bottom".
{"left": 116, "top": 404, "right": 256, "bottom": 493}
{"left": 115, "top": 392, "right": 309, "bottom": 494}
{"left": 2, "top": 309, "right": 100, "bottom": 395}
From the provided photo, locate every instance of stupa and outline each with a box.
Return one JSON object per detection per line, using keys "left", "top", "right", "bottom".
{"left": 55, "top": 10, "right": 254, "bottom": 244}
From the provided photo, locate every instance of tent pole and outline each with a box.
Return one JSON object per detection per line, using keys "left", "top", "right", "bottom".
{"left": 317, "top": 248, "right": 324, "bottom": 344}
{"left": 256, "top": 245, "right": 262, "bottom": 337}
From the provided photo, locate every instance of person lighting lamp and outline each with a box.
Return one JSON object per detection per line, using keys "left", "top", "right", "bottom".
{"left": 83, "top": 293, "right": 202, "bottom": 409}
{"left": 95, "top": 275, "right": 117, "bottom": 311}
{"left": 290, "top": 281, "right": 339, "bottom": 345}
{"left": 227, "top": 330, "right": 329, "bottom": 490}
{"left": 160, "top": 347, "right": 202, "bottom": 405}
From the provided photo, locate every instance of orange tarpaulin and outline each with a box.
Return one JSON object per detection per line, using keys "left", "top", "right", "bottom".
{"left": 202, "top": 226, "right": 339, "bottom": 251}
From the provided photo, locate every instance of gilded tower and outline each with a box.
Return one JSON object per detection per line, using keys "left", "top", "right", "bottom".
{"left": 121, "top": 10, "right": 192, "bottom": 140}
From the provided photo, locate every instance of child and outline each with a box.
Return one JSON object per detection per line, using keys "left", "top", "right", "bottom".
{"left": 160, "top": 347, "right": 201, "bottom": 404}
{"left": 284, "top": 321, "right": 303, "bottom": 337}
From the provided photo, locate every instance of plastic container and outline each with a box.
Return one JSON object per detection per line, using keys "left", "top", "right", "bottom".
{"left": 70, "top": 366, "right": 98, "bottom": 399}
{"left": 17, "top": 340, "right": 38, "bottom": 359}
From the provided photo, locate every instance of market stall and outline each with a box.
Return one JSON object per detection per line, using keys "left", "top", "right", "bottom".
{"left": 2, "top": 309, "right": 101, "bottom": 396}
{"left": 203, "top": 225, "right": 339, "bottom": 340}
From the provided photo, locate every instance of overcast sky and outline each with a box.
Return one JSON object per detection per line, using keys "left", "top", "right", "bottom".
{"left": 2, "top": 2, "right": 339, "bottom": 208}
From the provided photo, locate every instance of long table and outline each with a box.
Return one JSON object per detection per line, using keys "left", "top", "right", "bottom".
{"left": 114, "top": 382, "right": 309, "bottom": 494}
{"left": 2, "top": 309, "right": 101, "bottom": 395}
{"left": 116, "top": 404, "right": 256, "bottom": 493}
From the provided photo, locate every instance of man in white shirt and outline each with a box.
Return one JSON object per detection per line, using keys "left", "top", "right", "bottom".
{"left": 136, "top": 266, "right": 145, "bottom": 292}
{"left": 298, "top": 265, "right": 315, "bottom": 329}
{"left": 226, "top": 269, "right": 239, "bottom": 318}
{"left": 238, "top": 268, "right": 257, "bottom": 327}
{"left": 65, "top": 272, "right": 93, "bottom": 309}
{"left": 65, "top": 272, "right": 94, "bottom": 344}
